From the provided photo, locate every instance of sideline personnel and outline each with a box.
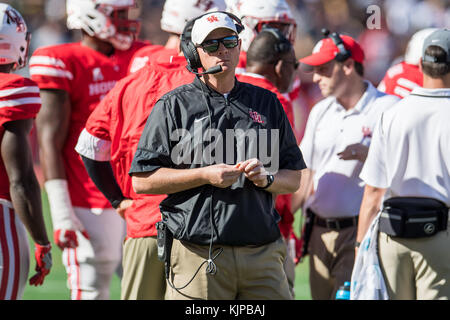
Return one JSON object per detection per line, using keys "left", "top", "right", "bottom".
{"left": 356, "top": 28, "right": 450, "bottom": 300}
{"left": 236, "top": 27, "right": 299, "bottom": 298}
{"left": 292, "top": 30, "right": 399, "bottom": 299}
{"left": 129, "top": 11, "right": 305, "bottom": 300}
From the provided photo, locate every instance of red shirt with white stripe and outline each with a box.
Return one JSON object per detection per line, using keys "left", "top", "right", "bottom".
{"left": 0, "top": 73, "right": 41, "bottom": 201}
{"left": 0, "top": 74, "right": 41, "bottom": 300}
{"left": 377, "top": 61, "right": 422, "bottom": 98}
{"left": 29, "top": 41, "right": 148, "bottom": 209}
{"left": 80, "top": 54, "right": 194, "bottom": 238}
{"left": 127, "top": 44, "right": 169, "bottom": 74}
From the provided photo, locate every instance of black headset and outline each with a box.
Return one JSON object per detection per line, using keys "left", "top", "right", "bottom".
{"left": 321, "top": 28, "right": 351, "bottom": 62}
{"left": 259, "top": 26, "right": 292, "bottom": 55}
{"left": 180, "top": 11, "right": 244, "bottom": 73}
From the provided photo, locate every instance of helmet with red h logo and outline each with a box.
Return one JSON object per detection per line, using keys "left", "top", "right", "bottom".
{"left": 0, "top": 3, "right": 30, "bottom": 70}
{"left": 66, "top": 0, "right": 141, "bottom": 51}
{"left": 232, "top": 0, "right": 297, "bottom": 52}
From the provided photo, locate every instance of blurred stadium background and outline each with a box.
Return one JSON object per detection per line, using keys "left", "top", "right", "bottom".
{"left": 1, "top": 0, "right": 448, "bottom": 300}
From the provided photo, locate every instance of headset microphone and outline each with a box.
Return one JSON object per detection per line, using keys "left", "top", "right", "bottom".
{"left": 188, "top": 64, "right": 223, "bottom": 75}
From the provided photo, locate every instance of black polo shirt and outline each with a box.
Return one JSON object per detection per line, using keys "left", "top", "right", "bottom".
{"left": 129, "top": 77, "right": 306, "bottom": 246}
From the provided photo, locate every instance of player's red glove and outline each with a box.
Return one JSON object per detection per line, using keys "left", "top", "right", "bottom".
{"left": 29, "top": 243, "right": 52, "bottom": 286}
{"left": 53, "top": 229, "right": 90, "bottom": 250}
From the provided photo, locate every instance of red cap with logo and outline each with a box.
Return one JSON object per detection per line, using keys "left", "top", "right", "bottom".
{"left": 299, "top": 34, "right": 365, "bottom": 67}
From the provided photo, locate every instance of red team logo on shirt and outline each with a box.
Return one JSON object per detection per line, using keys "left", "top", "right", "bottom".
{"left": 249, "top": 109, "right": 264, "bottom": 124}
{"left": 362, "top": 126, "right": 372, "bottom": 138}
{"left": 207, "top": 15, "right": 219, "bottom": 23}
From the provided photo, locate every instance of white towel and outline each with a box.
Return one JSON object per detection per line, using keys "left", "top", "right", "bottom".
{"left": 350, "top": 212, "right": 389, "bottom": 300}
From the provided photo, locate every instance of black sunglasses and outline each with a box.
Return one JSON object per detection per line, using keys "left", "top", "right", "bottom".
{"left": 199, "top": 35, "right": 239, "bottom": 53}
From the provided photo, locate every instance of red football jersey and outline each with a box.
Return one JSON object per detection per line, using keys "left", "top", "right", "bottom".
{"left": 29, "top": 41, "right": 148, "bottom": 208}
{"left": 0, "top": 73, "right": 41, "bottom": 201}
{"left": 378, "top": 61, "right": 422, "bottom": 98}
{"left": 85, "top": 54, "right": 195, "bottom": 238}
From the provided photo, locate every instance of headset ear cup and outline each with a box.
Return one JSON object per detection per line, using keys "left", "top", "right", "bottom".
{"left": 188, "top": 42, "right": 202, "bottom": 70}
{"left": 181, "top": 11, "right": 244, "bottom": 73}
{"left": 181, "top": 40, "right": 202, "bottom": 71}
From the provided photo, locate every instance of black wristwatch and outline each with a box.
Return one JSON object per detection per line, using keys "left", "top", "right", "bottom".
{"left": 258, "top": 174, "right": 274, "bottom": 190}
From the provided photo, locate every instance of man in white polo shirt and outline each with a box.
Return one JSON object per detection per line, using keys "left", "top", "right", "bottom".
{"left": 357, "top": 28, "right": 450, "bottom": 300}
{"left": 293, "top": 30, "right": 399, "bottom": 299}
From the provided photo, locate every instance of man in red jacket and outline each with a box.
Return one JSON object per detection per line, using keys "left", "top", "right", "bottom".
{"left": 76, "top": 48, "right": 194, "bottom": 299}
{"left": 236, "top": 27, "right": 299, "bottom": 298}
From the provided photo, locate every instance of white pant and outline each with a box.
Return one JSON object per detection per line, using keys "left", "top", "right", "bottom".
{"left": 62, "top": 207, "right": 125, "bottom": 300}
{"left": 0, "top": 199, "right": 30, "bottom": 300}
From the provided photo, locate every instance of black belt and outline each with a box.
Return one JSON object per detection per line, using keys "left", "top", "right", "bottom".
{"left": 308, "top": 209, "right": 358, "bottom": 230}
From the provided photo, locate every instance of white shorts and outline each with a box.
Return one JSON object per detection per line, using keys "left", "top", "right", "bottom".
{"left": 0, "top": 199, "right": 30, "bottom": 300}
{"left": 62, "top": 207, "right": 125, "bottom": 300}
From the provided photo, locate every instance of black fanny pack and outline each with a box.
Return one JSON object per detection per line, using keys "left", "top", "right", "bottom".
{"left": 379, "top": 197, "right": 449, "bottom": 238}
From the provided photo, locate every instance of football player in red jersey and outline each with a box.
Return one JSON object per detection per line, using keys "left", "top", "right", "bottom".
{"left": 128, "top": 0, "right": 226, "bottom": 74}
{"left": 378, "top": 28, "right": 437, "bottom": 98}
{"left": 29, "top": 0, "right": 148, "bottom": 300}
{"left": 0, "top": 3, "right": 52, "bottom": 299}
{"left": 236, "top": 28, "right": 298, "bottom": 298}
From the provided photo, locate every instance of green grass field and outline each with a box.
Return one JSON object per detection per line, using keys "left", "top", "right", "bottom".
{"left": 21, "top": 192, "right": 311, "bottom": 300}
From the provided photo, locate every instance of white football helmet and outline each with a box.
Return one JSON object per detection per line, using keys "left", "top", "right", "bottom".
{"left": 0, "top": 3, "right": 30, "bottom": 70}
{"left": 66, "top": 0, "right": 140, "bottom": 51}
{"left": 404, "top": 28, "right": 438, "bottom": 66}
{"left": 235, "top": 0, "right": 297, "bottom": 52}
{"left": 160, "top": 0, "right": 226, "bottom": 35}
{"left": 224, "top": 0, "right": 240, "bottom": 15}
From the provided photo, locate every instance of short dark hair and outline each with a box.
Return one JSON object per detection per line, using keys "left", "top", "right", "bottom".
{"left": 337, "top": 59, "right": 364, "bottom": 76}
{"left": 354, "top": 61, "right": 364, "bottom": 77}
{"left": 421, "top": 45, "right": 450, "bottom": 78}
{"left": 247, "top": 31, "right": 287, "bottom": 67}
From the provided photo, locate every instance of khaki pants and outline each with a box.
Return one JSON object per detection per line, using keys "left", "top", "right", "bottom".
{"left": 121, "top": 237, "right": 166, "bottom": 300}
{"left": 165, "top": 237, "right": 292, "bottom": 300}
{"left": 378, "top": 228, "right": 450, "bottom": 300}
{"left": 308, "top": 225, "right": 356, "bottom": 300}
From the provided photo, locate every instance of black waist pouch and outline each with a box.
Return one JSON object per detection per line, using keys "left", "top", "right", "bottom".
{"left": 379, "top": 197, "right": 449, "bottom": 238}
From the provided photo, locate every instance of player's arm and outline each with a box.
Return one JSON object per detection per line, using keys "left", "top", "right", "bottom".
{"left": 81, "top": 156, "right": 130, "bottom": 218}
{"left": 36, "top": 89, "right": 69, "bottom": 181}
{"left": 2, "top": 118, "right": 48, "bottom": 244}
{"left": 1, "top": 118, "right": 52, "bottom": 285}
{"left": 36, "top": 89, "right": 89, "bottom": 249}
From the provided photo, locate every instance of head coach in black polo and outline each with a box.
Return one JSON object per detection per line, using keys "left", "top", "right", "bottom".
{"left": 129, "top": 11, "right": 306, "bottom": 300}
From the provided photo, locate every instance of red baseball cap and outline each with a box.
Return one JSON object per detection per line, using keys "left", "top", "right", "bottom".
{"left": 299, "top": 34, "right": 365, "bottom": 68}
